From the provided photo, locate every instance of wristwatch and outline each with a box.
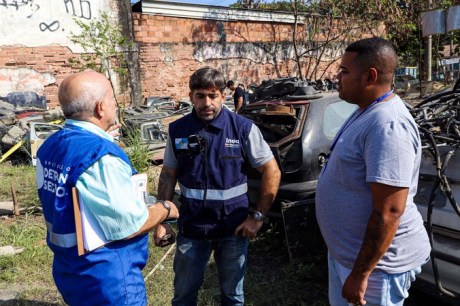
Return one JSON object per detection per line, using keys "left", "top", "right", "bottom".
{"left": 157, "top": 200, "right": 171, "bottom": 219}
{"left": 249, "top": 210, "right": 265, "bottom": 221}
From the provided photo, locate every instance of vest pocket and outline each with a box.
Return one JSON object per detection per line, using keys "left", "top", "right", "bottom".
{"left": 220, "top": 155, "right": 241, "bottom": 159}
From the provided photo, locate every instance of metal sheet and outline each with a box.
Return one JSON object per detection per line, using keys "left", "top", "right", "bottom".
{"left": 421, "top": 9, "right": 446, "bottom": 37}
{"left": 447, "top": 5, "right": 460, "bottom": 32}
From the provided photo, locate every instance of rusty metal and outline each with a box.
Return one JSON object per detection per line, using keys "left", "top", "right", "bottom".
{"left": 11, "top": 184, "right": 19, "bottom": 216}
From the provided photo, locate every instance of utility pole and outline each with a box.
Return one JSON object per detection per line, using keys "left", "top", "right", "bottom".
{"left": 426, "top": 0, "right": 433, "bottom": 81}
{"left": 120, "top": 0, "right": 142, "bottom": 106}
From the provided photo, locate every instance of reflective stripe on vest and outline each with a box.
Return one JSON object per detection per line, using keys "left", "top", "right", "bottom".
{"left": 46, "top": 221, "right": 77, "bottom": 248}
{"left": 179, "top": 182, "right": 248, "bottom": 200}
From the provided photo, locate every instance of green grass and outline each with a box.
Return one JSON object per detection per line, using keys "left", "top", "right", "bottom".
{"left": 0, "top": 163, "right": 328, "bottom": 305}
{"left": 0, "top": 163, "right": 40, "bottom": 210}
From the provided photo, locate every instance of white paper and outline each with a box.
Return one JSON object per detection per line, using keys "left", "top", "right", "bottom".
{"left": 80, "top": 199, "right": 108, "bottom": 251}
{"left": 79, "top": 173, "right": 148, "bottom": 252}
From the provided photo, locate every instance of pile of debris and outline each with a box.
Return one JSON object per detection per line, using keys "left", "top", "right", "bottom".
{"left": 0, "top": 93, "right": 193, "bottom": 165}
{"left": 121, "top": 97, "right": 192, "bottom": 160}
{"left": 0, "top": 92, "right": 63, "bottom": 165}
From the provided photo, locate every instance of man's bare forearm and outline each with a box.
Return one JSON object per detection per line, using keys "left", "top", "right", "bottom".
{"left": 255, "top": 159, "right": 280, "bottom": 213}
{"left": 157, "top": 166, "right": 177, "bottom": 201}
{"left": 352, "top": 208, "right": 399, "bottom": 277}
{"left": 351, "top": 183, "right": 408, "bottom": 277}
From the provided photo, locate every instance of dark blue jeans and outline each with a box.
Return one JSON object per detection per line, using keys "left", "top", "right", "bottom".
{"left": 172, "top": 234, "right": 249, "bottom": 306}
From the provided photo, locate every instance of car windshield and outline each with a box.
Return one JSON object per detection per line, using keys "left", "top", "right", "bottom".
{"left": 323, "top": 101, "right": 357, "bottom": 138}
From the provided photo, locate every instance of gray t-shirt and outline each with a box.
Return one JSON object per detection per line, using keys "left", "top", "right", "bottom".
{"left": 316, "top": 95, "right": 430, "bottom": 274}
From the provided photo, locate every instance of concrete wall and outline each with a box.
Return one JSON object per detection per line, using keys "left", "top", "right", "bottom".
{"left": 0, "top": 0, "right": 124, "bottom": 108}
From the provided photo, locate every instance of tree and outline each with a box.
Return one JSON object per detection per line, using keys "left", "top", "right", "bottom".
{"left": 69, "top": 12, "right": 135, "bottom": 110}
{"left": 252, "top": 1, "right": 379, "bottom": 80}
{"left": 253, "top": 1, "right": 436, "bottom": 78}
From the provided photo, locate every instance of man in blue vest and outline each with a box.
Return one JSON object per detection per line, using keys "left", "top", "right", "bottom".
{"left": 36, "top": 70, "right": 179, "bottom": 305}
{"left": 155, "top": 67, "right": 281, "bottom": 305}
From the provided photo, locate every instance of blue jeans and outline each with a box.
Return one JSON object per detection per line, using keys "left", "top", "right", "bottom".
{"left": 172, "top": 234, "right": 249, "bottom": 306}
{"left": 328, "top": 252, "right": 422, "bottom": 306}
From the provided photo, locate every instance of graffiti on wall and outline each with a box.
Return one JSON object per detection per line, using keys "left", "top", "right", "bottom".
{"left": 0, "top": 0, "right": 110, "bottom": 50}
{"left": 193, "top": 42, "right": 345, "bottom": 64}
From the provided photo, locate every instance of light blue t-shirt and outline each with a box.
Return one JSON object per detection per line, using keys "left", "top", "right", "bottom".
{"left": 316, "top": 95, "right": 430, "bottom": 274}
{"left": 69, "top": 120, "right": 149, "bottom": 241}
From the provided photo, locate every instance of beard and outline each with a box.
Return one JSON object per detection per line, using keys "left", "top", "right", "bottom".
{"left": 196, "top": 105, "right": 220, "bottom": 121}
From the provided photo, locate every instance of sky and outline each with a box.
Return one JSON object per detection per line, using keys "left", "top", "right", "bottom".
{"left": 131, "top": 0, "right": 237, "bottom": 6}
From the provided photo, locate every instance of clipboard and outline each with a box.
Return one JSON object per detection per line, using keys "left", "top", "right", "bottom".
{"left": 72, "top": 173, "right": 149, "bottom": 256}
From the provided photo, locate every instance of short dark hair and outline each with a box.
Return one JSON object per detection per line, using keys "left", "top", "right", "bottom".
{"left": 226, "top": 80, "right": 235, "bottom": 88}
{"left": 189, "top": 67, "right": 226, "bottom": 92}
{"left": 345, "top": 37, "right": 397, "bottom": 85}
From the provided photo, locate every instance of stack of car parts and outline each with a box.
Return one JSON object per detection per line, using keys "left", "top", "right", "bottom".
{"left": 122, "top": 103, "right": 192, "bottom": 161}
{"left": 410, "top": 81, "right": 460, "bottom": 302}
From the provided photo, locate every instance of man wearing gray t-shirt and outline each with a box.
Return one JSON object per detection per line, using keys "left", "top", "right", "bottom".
{"left": 316, "top": 38, "right": 430, "bottom": 306}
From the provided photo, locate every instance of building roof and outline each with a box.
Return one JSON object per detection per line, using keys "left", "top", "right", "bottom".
{"left": 135, "top": 0, "right": 301, "bottom": 23}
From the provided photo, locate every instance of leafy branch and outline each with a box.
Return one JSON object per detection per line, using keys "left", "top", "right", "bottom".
{"left": 69, "top": 12, "right": 134, "bottom": 111}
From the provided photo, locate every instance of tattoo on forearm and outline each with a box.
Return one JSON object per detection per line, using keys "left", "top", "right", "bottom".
{"left": 158, "top": 171, "right": 173, "bottom": 200}
{"left": 354, "top": 209, "right": 392, "bottom": 273}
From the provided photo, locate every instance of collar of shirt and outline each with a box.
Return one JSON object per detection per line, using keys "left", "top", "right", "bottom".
{"left": 65, "top": 119, "right": 115, "bottom": 142}
{"left": 191, "top": 107, "right": 229, "bottom": 132}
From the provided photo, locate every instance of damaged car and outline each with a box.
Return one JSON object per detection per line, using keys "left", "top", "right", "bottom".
{"left": 239, "top": 78, "right": 356, "bottom": 258}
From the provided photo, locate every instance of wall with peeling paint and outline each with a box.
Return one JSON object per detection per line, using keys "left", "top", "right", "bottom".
{"left": 1, "top": 1, "right": 384, "bottom": 108}
{"left": 0, "top": 68, "right": 55, "bottom": 96}
{"left": 0, "top": 0, "right": 111, "bottom": 50}
{"left": 0, "top": 0, "right": 126, "bottom": 108}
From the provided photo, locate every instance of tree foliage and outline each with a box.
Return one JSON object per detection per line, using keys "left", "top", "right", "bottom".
{"left": 69, "top": 13, "right": 134, "bottom": 109}
{"left": 248, "top": 0, "right": 460, "bottom": 74}
{"left": 242, "top": 0, "right": 382, "bottom": 80}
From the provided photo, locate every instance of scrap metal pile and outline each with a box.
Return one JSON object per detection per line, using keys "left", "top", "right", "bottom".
{"left": 409, "top": 80, "right": 460, "bottom": 298}
{"left": 0, "top": 93, "right": 193, "bottom": 165}
{"left": 120, "top": 98, "right": 192, "bottom": 160}
{"left": 410, "top": 81, "right": 460, "bottom": 188}
{"left": 0, "top": 92, "right": 63, "bottom": 164}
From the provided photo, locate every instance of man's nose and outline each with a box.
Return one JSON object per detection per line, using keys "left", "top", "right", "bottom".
{"left": 204, "top": 96, "right": 213, "bottom": 104}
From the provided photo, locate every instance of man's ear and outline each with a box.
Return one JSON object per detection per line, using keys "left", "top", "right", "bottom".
{"left": 189, "top": 92, "right": 193, "bottom": 105}
{"left": 367, "top": 68, "right": 378, "bottom": 84}
{"left": 94, "top": 100, "right": 104, "bottom": 118}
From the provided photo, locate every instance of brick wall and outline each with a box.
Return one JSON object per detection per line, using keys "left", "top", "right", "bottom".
{"left": 133, "top": 13, "right": 384, "bottom": 102}
{"left": 0, "top": 7, "right": 383, "bottom": 108}
{"left": 134, "top": 13, "right": 338, "bottom": 102}
{"left": 0, "top": 46, "right": 78, "bottom": 109}
{"left": 0, "top": 0, "right": 128, "bottom": 109}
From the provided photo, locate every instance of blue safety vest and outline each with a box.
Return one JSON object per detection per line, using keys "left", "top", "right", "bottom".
{"left": 169, "top": 108, "right": 253, "bottom": 239}
{"left": 36, "top": 124, "right": 148, "bottom": 305}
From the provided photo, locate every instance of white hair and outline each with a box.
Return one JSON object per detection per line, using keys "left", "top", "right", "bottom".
{"left": 59, "top": 73, "right": 108, "bottom": 119}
